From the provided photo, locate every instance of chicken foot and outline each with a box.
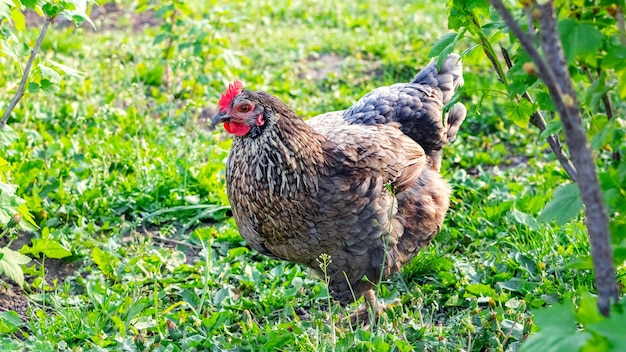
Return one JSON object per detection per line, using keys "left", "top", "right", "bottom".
{"left": 348, "top": 289, "right": 387, "bottom": 326}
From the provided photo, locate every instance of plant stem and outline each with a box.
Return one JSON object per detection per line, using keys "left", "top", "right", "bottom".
{"left": 0, "top": 17, "right": 53, "bottom": 130}
{"left": 470, "top": 15, "right": 508, "bottom": 87}
{"left": 500, "top": 47, "right": 577, "bottom": 180}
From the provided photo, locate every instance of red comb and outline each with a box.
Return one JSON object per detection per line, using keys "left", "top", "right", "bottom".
{"left": 218, "top": 80, "right": 243, "bottom": 111}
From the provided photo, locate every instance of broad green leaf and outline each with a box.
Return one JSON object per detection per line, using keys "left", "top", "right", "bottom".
{"left": 539, "top": 183, "right": 583, "bottom": 225}
{"left": 92, "top": 247, "right": 119, "bottom": 277}
{"left": 0, "top": 182, "right": 17, "bottom": 195}
{"left": 509, "top": 209, "right": 539, "bottom": 230}
{"left": 111, "top": 315, "right": 125, "bottom": 333}
{"left": 539, "top": 118, "right": 563, "bottom": 140}
{"left": 559, "top": 19, "right": 603, "bottom": 64}
{"left": 0, "top": 125, "right": 18, "bottom": 147}
{"left": 504, "top": 99, "right": 536, "bottom": 127}
{"left": 38, "top": 63, "right": 61, "bottom": 84}
{"left": 464, "top": 0, "right": 490, "bottom": 16}
{"left": 27, "top": 82, "right": 40, "bottom": 93}
{"left": 508, "top": 73, "right": 538, "bottom": 96}
{"left": 610, "top": 219, "right": 626, "bottom": 245}
{"left": 0, "top": 188, "right": 35, "bottom": 231}
{"left": 498, "top": 278, "right": 539, "bottom": 292}
{"left": 575, "top": 292, "right": 603, "bottom": 325}
{"left": 429, "top": 32, "right": 458, "bottom": 58}
{"left": 584, "top": 73, "right": 609, "bottom": 114}
{"left": 39, "top": 79, "right": 59, "bottom": 95}
{"left": 432, "top": 31, "right": 465, "bottom": 69}
{"left": 589, "top": 114, "right": 619, "bottom": 151}
{"left": 30, "top": 341, "right": 54, "bottom": 352}
{"left": 566, "top": 255, "right": 593, "bottom": 270}
{"left": 465, "top": 283, "right": 496, "bottom": 297}
{"left": 614, "top": 247, "right": 626, "bottom": 264}
{"left": 0, "top": 311, "right": 22, "bottom": 334}
{"left": 17, "top": 203, "right": 36, "bottom": 230}
{"left": 42, "top": 3, "right": 62, "bottom": 17}
{"left": 618, "top": 69, "right": 626, "bottom": 100}
{"left": 48, "top": 60, "right": 84, "bottom": 78}
{"left": 61, "top": 0, "right": 96, "bottom": 30}
{"left": 603, "top": 44, "right": 626, "bottom": 70}
{"left": 448, "top": 5, "right": 469, "bottom": 31}
{"left": 0, "top": 0, "right": 12, "bottom": 19}
{"left": 20, "top": 0, "right": 39, "bottom": 10}
{"left": 0, "top": 247, "right": 31, "bottom": 287}
{"left": 585, "top": 305, "right": 626, "bottom": 348}
{"left": 0, "top": 191, "right": 22, "bottom": 224}
{"left": 153, "top": 32, "right": 169, "bottom": 45}
{"left": 536, "top": 91, "right": 557, "bottom": 112}
{"left": 10, "top": 7, "right": 24, "bottom": 31}
{"left": 521, "top": 301, "right": 592, "bottom": 352}
{"left": 447, "top": 0, "right": 490, "bottom": 30}
{"left": 20, "top": 238, "right": 71, "bottom": 259}
{"left": 506, "top": 52, "right": 537, "bottom": 95}
{"left": 0, "top": 26, "right": 12, "bottom": 40}
{"left": 0, "top": 41, "right": 29, "bottom": 59}
{"left": 461, "top": 44, "right": 484, "bottom": 65}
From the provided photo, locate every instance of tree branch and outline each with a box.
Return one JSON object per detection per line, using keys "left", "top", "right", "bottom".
{"left": 489, "top": 0, "right": 619, "bottom": 316}
{"left": 0, "top": 17, "right": 53, "bottom": 130}
{"left": 616, "top": 6, "right": 626, "bottom": 46}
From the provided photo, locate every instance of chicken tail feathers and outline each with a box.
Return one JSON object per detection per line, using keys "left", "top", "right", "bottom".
{"left": 411, "top": 54, "right": 464, "bottom": 106}
{"left": 445, "top": 102, "right": 466, "bottom": 144}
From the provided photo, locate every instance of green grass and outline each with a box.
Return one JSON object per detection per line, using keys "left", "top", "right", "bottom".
{"left": 0, "top": 0, "right": 623, "bottom": 350}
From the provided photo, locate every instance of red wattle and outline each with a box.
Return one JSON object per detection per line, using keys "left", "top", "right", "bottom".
{"left": 223, "top": 122, "right": 251, "bottom": 136}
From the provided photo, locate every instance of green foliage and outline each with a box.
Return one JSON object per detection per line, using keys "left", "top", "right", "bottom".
{"left": 20, "top": 238, "right": 71, "bottom": 259}
{"left": 504, "top": 99, "right": 536, "bottom": 128}
{"left": 0, "top": 247, "right": 30, "bottom": 287}
{"left": 0, "top": 311, "right": 23, "bottom": 334}
{"left": 0, "top": 0, "right": 94, "bottom": 291}
{"left": 431, "top": 0, "right": 626, "bottom": 350}
{"left": 539, "top": 183, "right": 583, "bottom": 225}
{"left": 522, "top": 295, "right": 626, "bottom": 352}
{"left": 558, "top": 19, "right": 604, "bottom": 65}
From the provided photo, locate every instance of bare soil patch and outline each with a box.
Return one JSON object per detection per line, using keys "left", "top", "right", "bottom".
{"left": 298, "top": 53, "right": 382, "bottom": 82}
{"left": 23, "top": 3, "right": 160, "bottom": 32}
{"left": 0, "top": 232, "right": 83, "bottom": 318}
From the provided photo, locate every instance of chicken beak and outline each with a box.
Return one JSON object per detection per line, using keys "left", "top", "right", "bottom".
{"left": 211, "top": 111, "right": 230, "bottom": 127}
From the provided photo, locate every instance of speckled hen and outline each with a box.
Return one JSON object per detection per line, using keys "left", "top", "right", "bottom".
{"left": 211, "top": 54, "right": 465, "bottom": 320}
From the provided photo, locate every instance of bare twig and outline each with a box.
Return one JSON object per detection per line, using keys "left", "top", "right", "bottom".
{"left": 501, "top": 319, "right": 517, "bottom": 347}
{"left": 524, "top": 5, "right": 537, "bottom": 36}
{"left": 490, "top": 0, "right": 619, "bottom": 316}
{"left": 470, "top": 15, "right": 508, "bottom": 86}
{"left": 501, "top": 47, "right": 577, "bottom": 180}
{"left": 0, "top": 17, "right": 53, "bottom": 130}
{"left": 616, "top": 6, "right": 626, "bottom": 46}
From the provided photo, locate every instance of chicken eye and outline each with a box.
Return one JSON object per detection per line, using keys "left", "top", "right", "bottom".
{"left": 238, "top": 104, "right": 251, "bottom": 113}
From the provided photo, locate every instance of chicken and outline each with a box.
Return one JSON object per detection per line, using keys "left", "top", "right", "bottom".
{"left": 211, "top": 54, "right": 465, "bottom": 320}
